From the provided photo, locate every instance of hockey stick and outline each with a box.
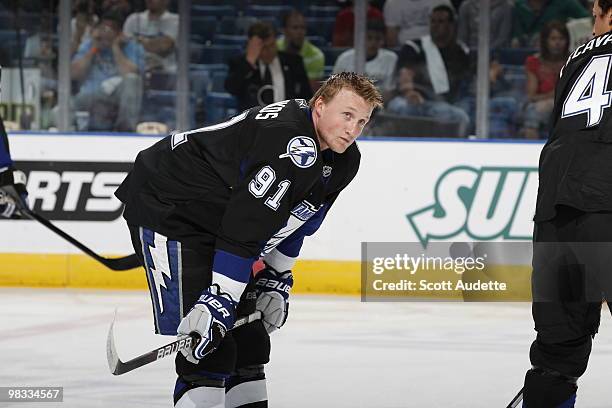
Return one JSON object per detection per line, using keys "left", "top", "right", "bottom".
{"left": 20, "top": 207, "right": 141, "bottom": 271}
{"left": 506, "top": 387, "right": 523, "bottom": 408}
{"left": 107, "top": 310, "right": 262, "bottom": 375}
{"left": 0, "top": 88, "right": 139, "bottom": 271}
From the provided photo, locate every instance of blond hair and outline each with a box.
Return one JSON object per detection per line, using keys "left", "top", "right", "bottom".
{"left": 309, "top": 72, "right": 383, "bottom": 110}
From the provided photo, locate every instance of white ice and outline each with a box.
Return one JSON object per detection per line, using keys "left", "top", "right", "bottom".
{"left": 2, "top": 288, "right": 612, "bottom": 407}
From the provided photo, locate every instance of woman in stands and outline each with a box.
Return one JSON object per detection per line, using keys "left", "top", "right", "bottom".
{"left": 522, "top": 21, "right": 570, "bottom": 139}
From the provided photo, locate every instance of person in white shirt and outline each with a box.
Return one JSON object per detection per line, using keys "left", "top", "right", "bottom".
{"left": 383, "top": 0, "right": 453, "bottom": 47}
{"left": 123, "top": 0, "right": 178, "bottom": 73}
{"left": 333, "top": 19, "right": 398, "bottom": 97}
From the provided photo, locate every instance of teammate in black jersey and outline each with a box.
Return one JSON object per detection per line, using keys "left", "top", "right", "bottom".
{"left": 522, "top": 1, "right": 612, "bottom": 406}
{"left": 115, "top": 72, "right": 382, "bottom": 407}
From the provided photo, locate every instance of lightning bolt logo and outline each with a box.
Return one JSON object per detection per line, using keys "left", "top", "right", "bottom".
{"left": 278, "top": 136, "right": 317, "bottom": 168}
{"left": 287, "top": 145, "right": 316, "bottom": 157}
{"left": 147, "top": 233, "right": 172, "bottom": 314}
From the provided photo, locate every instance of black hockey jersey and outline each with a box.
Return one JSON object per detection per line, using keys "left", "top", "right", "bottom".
{"left": 116, "top": 99, "right": 360, "bottom": 280}
{"left": 535, "top": 30, "right": 612, "bottom": 222}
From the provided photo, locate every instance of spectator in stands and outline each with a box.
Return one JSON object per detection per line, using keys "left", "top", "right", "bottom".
{"left": 98, "top": 0, "right": 131, "bottom": 23}
{"left": 277, "top": 9, "right": 325, "bottom": 91}
{"left": 71, "top": 0, "right": 98, "bottom": 55}
{"left": 457, "top": 58, "right": 521, "bottom": 138}
{"left": 23, "top": 10, "right": 58, "bottom": 129}
{"left": 24, "top": 10, "right": 57, "bottom": 88}
{"left": 384, "top": 0, "right": 453, "bottom": 48}
{"left": 512, "top": 0, "right": 588, "bottom": 47}
{"left": 333, "top": 19, "right": 397, "bottom": 97}
{"left": 123, "top": 0, "right": 178, "bottom": 73}
{"left": 522, "top": 21, "right": 570, "bottom": 139}
{"left": 566, "top": 0, "right": 595, "bottom": 51}
{"left": 390, "top": 5, "right": 471, "bottom": 135}
{"left": 332, "top": 1, "right": 384, "bottom": 47}
{"left": 451, "top": 0, "right": 465, "bottom": 10}
{"left": 70, "top": 10, "right": 145, "bottom": 131}
{"left": 388, "top": 67, "right": 470, "bottom": 136}
{"left": 458, "top": 0, "right": 513, "bottom": 49}
{"left": 225, "top": 21, "right": 312, "bottom": 111}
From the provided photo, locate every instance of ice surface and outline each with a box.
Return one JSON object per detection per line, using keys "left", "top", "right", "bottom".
{"left": 1, "top": 288, "right": 611, "bottom": 407}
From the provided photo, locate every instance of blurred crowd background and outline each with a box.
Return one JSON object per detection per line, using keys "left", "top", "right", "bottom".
{"left": 0, "top": 0, "right": 595, "bottom": 139}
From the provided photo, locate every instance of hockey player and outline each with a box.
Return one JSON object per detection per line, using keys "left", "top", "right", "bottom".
{"left": 0, "top": 113, "right": 28, "bottom": 218}
{"left": 115, "top": 72, "right": 382, "bottom": 407}
{"left": 522, "top": 1, "right": 612, "bottom": 406}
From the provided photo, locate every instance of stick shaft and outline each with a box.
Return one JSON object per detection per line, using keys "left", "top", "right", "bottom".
{"left": 506, "top": 387, "right": 523, "bottom": 408}
{"left": 22, "top": 208, "right": 140, "bottom": 270}
{"left": 109, "top": 311, "right": 262, "bottom": 375}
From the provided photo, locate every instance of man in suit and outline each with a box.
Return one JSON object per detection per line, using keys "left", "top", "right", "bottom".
{"left": 225, "top": 21, "right": 312, "bottom": 111}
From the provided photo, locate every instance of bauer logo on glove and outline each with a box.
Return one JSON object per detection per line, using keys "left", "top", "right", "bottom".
{"left": 198, "top": 293, "right": 232, "bottom": 319}
{"left": 255, "top": 277, "right": 292, "bottom": 294}
{"left": 177, "top": 285, "right": 236, "bottom": 363}
{"left": 255, "top": 266, "right": 294, "bottom": 333}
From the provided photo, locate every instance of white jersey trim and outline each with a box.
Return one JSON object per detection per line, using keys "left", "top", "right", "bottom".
{"left": 212, "top": 271, "right": 247, "bottom": 304}
{"left": 175, "top": 386, "right": 224, "bottom": 408}
{"left": 225, "top": 379, "right": 267, "bottom": 408}
{"left": 263, "top": 248, "right": 296, "bottom": 272}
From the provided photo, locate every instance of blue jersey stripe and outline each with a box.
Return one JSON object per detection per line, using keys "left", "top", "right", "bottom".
{"left": 276, "top": 203, "right": 330, "bottom": 258}
{"left": 212, "top": 249, "right": 256, "bottom": 283}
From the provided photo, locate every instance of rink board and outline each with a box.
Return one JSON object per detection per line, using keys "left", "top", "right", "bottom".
{"left": 0, "top": 253, "right": 361, "bottom": 295}
{"left": 0, "top": 133, "right": 543, "bottom": 296}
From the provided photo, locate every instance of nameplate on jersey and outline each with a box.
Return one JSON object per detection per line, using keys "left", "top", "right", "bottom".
{"left": 279, "top": 136, "right": 317, "bottom": 168}
{"left": 291, "top": 200, "right": 318, "bottom": 221}
{"left": 255, "top": 100, "right": 290, "bottom": 120}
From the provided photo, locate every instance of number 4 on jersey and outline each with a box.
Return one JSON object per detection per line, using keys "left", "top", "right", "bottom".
{"left": 562, "top": 54, "right": 612, "bottom": 127}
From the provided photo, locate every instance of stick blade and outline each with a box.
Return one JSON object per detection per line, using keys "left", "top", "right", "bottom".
{"left": 103, "top": 254, "right": 142, "bottom": 271}
{"left": 106, "top": 311, "right": 122, "bottom": 375}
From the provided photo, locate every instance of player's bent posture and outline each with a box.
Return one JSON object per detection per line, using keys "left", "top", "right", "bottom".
{"left": 0, "top": 115, "right": 28, "bottom": 219}
{"left": 522, "top": 1, "right": 612, "bottom": 407}
{"left": 115, "top": 72, "right": 382, "bottom": 407}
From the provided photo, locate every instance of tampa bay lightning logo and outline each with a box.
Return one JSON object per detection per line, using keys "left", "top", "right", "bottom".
{"left": 279, "top": 136, "right": 317, "bottom": 168}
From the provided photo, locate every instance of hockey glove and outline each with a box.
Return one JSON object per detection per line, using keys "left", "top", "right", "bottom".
{"left": 177, "top": 285, "right": 236, "bottom": 364}
{"left": 0, "top": 167, "right": 28, "bottom": 218}
{"left": 255, "top": 265, "right": 293, "bottom": 334}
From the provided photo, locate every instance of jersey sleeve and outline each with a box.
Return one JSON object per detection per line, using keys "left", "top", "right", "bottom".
{"left": 210, "top": 117, "right": 318, "bottom": 302}
{"left": 262, "top": 193, "right": 337, "bottom": 273}
{"left": 0, "top": 115, "right": 13, "bottom": 169}
{"left": 263, "top": 145, "right": 361, "bottom": 273}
